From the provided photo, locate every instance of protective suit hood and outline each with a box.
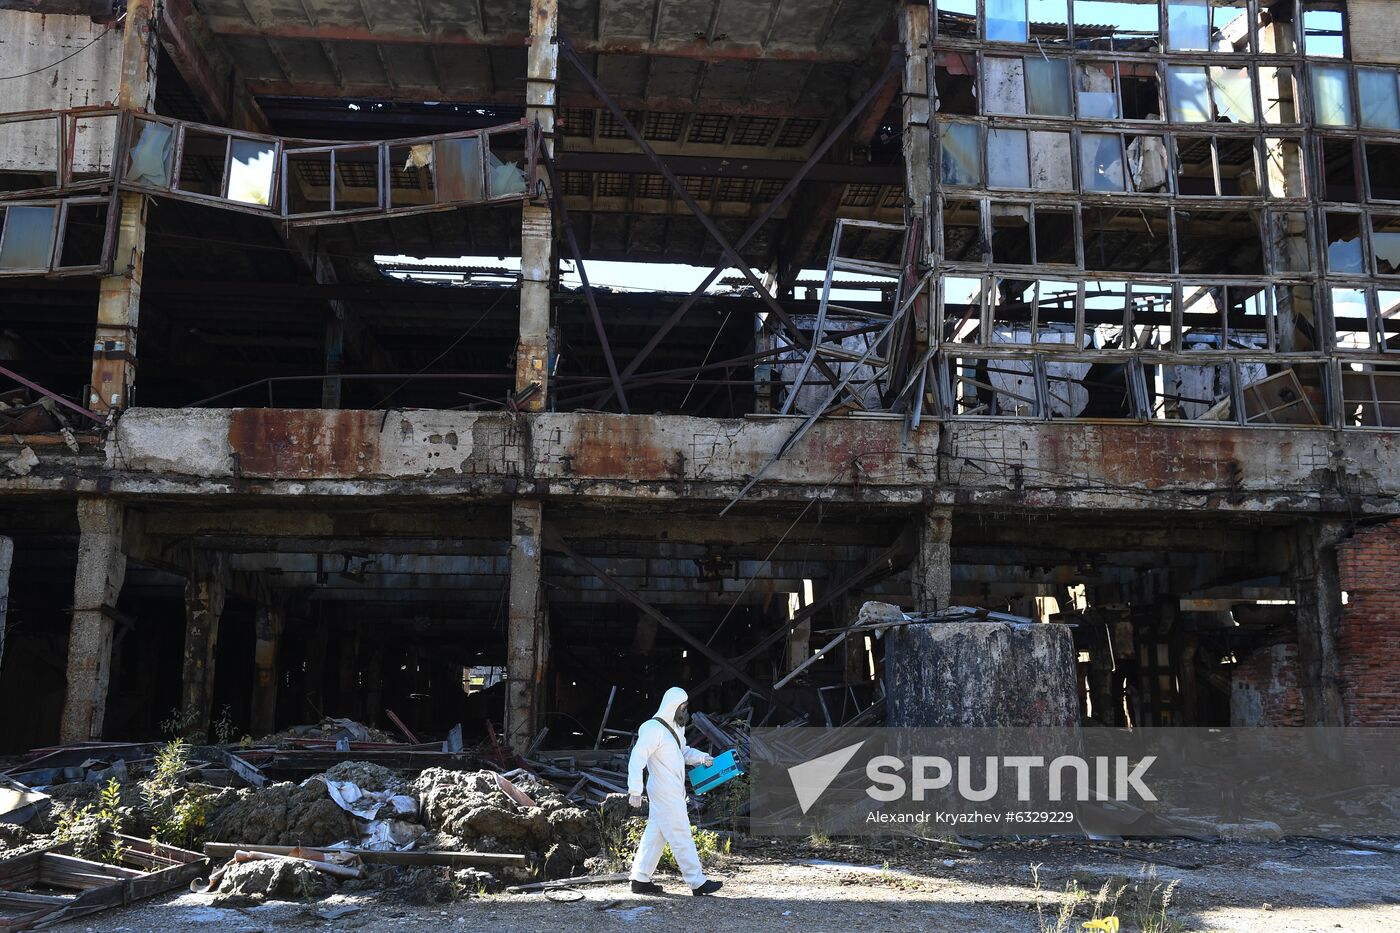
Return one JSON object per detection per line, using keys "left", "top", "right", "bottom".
{"left": 654, "top": 686, "right": 689, "bottom": 723}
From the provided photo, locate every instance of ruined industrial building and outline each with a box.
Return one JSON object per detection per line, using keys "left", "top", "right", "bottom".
{"left": 0, "top": 0, "right": 1398, "bottom": 764}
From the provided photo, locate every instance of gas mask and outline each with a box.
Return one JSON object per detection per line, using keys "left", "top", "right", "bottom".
{"left": 674, "top": 701, "right": 689, "bottom": 729}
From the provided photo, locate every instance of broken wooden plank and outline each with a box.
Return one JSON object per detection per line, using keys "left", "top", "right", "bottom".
{"left": 384, "top": 709, "right": 421, "bottom": 744}
{"left": 202, "top": 843, "right": 526, "bottom": 869}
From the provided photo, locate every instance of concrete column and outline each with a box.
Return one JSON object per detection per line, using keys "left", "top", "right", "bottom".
{"left": 59, "top": 499, "right": 126, "bottom": 741}
{"left": 515, "top": 0, "right": 557, "bottom": 409}
{"left": 180, "top": 553, "right": 227, "bottom": 739}
{"left": 505, "top": 499, "right": 546, "bottom": 751}
{"left": 249, "top": 602, "right": 284, "bottom": 737}
{"left": 900, "top": 1, "right": 932, "bottom": 350}
{"left": 0, "top": 537, "right": 11, "bottom": 680}
{"left": 1293, "top": 521, "right": 1347, "bottom": 726}
{"left": 911, "top": 506, "right": 952, "bottom": 613}
{"left": 90, "top": 0, "right": 157, "bottom": 414}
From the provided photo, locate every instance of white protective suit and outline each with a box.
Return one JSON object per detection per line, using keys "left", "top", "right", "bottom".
{"left": 627, "top": 686, "right": 710, "bottom": 888}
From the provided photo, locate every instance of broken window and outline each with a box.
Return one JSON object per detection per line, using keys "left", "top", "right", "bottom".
{"left": 1177, "top": 208, "right": 1263, "bottom": 274}
{"left": 228, "top": 139, "right": 276, "bottom": 206}
{"left": 1260, "top": 66, "right": 1298, "bottom": 124}
{"left": 988, "top": 128, "right": 1031, "bottom": 189}
{"left": 1214, "top": 135, "right": 1260, "bottom": 195}
{"left": 1241, "top": 363, "right": 1325, "bottom": 424}
{"left": 1181, "top": 285, "right": 1225, "bottom": 346}
{"left": 1302, "top": 4, "right": 1346, "bottom": 58}
{"left": 54, "top": 197, "right": 110, "bottom": 271}
{"left": 1077, "top": 61, "right": 1120, "bottom": 119}
{"left": 0, "top": 112, "right": 59, "bottom": 197}
{"left": 1264, "top": 137, "right": 1306, "bottom": 199}
{"left": 945, "top": 353, "right": 1040, "bottom": 417}
{"left": 1372, "top": 215, "right": 1400, "bottom": 276}
{"left": 1268, "top": 210, "right": 1312, "bottom": 273}
{"left": 1028, "top": 0, "right": 1071, "bottom": 40}
{"left": 1381, "top": 290, "right": 1400, "bottom": 352}
{"left": 176, "top": 129, "right": 227, "bottom": 197}
{"left": 938, "top": 123, "right": 981, "bottom": 186}
{"left": 1210, "top": 0, "right": 1251, "bottom": 49}
{"left": 1033, "top": 279, "right": 1082, "bottom": 343}
{"left": 1083, "top": 206, "right": 1172, "bottom": 273}
{"left": 935, "top": 0, "right": 977, "bottom": 41}
{"left": 1085, "top": 280, "right": 1131, "bottom": 349}
{"left": 933, "top": 52, "right": 978, "bottom": 115}
{"left": 1324, "top": 212, "right": 1364, "bottom": 274}
{"left": 1174, "top": 135, "right": 1216, "bottom": 195}
{"left": 486, "top": 129, "right": 530, "bottom": 198}
{"left": 990, "top": 204, "right": 1033, "bottom": 264}
{"left": 1321, "top": 137, "right": 1359, "bottom": 202}
{"left": 941, "top": 199, "right": 986, "bottom": 264}
{"left": 124, "top": 118, "right": 174, "bottom": 188}
{"left": 1368, "top": 143, "right": 1400, "bottom": 201}
{"left": 68, "top": 112, "right": 119, "bottom": 186}
{"left": 1341, "top": 362, "right": 1400, "bottom": 428}
{"left": 1225, "top": 285, "right": 1274, "bottom": 350}
{"left": 1311, "top": 64, "right": 1354, "bottom": 126}
{"left": 1357, "top": 68, "right": 1400, "bottom": 129}
{"left": 286, "top": 148, "right": 335, "bottom": 215}
{"left": 992, "top": 275, "right": 1036, "bottom": 339}
{"left": 1072, "top": 1, "right": 1160, "bottom": 44}
{"left": 1119, "top": 62, "right": 1162, "bottom": 120}
{"left": 1034, "top": 209, "right": 1077, "bottom": 265}
{"left": 1127, "top": 281, "right": 1174, "bottom": 349}
{"left": 1210, "top": 66, "right": 1255, "bottom": 122}
{"left": 1330, "top": 286, "right": 1371, "bottom": 350}
{"left": 0, "top": 204, "right": 57, "bottom": 272}
{"left": 940, "top": 274, "right": 986, "bottom": 343}
{"left": 1154, "top": 360, "right": 1232, "bottom": 420}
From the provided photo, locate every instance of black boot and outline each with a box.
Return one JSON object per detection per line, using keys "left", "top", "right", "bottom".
{"left": 631, "top": 880, "right": 664, "bottom": 894}
{"left": 691, "top": 879, "right": 723, "bottom": 896}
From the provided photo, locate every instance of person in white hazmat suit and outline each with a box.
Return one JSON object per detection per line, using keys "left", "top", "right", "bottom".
{"left": 626, "top": 686, "right": 723, "bottom": 896}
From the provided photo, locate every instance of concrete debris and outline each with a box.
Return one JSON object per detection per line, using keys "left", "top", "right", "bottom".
{"left": 209, "top": 856, "right": 338, "bottom": 905}
{"left": 207, "top": 778, "right": 360, "bottom": 847}
{"left": 260, "top": 718, "right": 399, "bottom": 746}
{"left": 4, "top": 446, "right": 38, "bottom": 476}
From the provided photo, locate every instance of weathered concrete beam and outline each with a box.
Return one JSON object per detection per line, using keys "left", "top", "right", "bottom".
{"left": 181, "top": 552, "right": 228, "bottom": 740}
{"left": 59, "top": 498, "right": 127, "bottom": 741}
{"left": 504, "top": 499, "right": 546, "bottom": 751}
{"left": 911, "top": 506, "right": 951, "bottom": 613}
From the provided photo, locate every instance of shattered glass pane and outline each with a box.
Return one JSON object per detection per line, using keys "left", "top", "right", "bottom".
{"left": 939, "top": 123, "right": 980, "bottom": 186}
{"left": 1025, "top": 57, "right": 1071, "bottom": 116}
{"left": 435, "top": 136, "right": 484, "bottom": 202}
{"left": 1076, "top": 62, "right": 1119, "bottom": 119}
{"left": 1358, "top": 68, "right": 1400, "bottom": 130}
{"left": 1325, "top": 213, "right": 1364, "bottom": 274}
{"left": 1167, "top": 0, "right": 1211, "bottom": 51}
{"left": 1372, "top": 215, "right": 1400, "bottom": 275}
{"left": 1167, "top": 66, "right": 1212, "bottom": 122}
{"left": 227, "top": 139, "right": 275, "bottom": 206}
{"left": 1311, "top": 64, "right": 1355, "bottom": 127}
{"left": 0, "top": 205, "right": 57, "bottom": 271}
{"left": 988, "top": 129, "right": 1030, "bottom": 188}
{"left": 986, "top": 0, "right": 1027, "bottom": 42}
{"left": 487, "top": 151, "right": 527, "bottom": 197}
{"left": 124, "top": 119, "right": 174, "bottom": 188}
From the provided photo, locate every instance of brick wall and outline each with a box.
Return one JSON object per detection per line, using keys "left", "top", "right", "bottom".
{"left": 1336, "top": 521, "right": 1400, "bottom": 725}
{"left": 1231, "top": 644, "right": 1305, "bottom": 726}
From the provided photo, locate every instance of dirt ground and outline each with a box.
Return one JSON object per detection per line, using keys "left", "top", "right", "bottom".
{"left": 48, "top": 837, "right": 1400, "bottom": 932}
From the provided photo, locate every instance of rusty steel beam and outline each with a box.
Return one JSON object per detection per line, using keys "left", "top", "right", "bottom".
{"left": 557, "top": 151, "right": 901, "bottom": 185}
{"left": 201, "top": 18, "right": 874, "bottom": 63}
{"left": 157, "top": 0, "right": 270, "bottom": 132}
{"left": 563, "top": 42, "right": 904, "bottom": 407}
{"left": 542, "top": 523, "right": 800, "bottom": 715}
{"left": 0, "top": 362, "right": 104, "bottom": 424}
{"left": 541, "top": 148, "right": 628, "bottom": 413}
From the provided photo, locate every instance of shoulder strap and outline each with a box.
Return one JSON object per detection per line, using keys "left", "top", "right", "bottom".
{"left": 650, "top": 717, "right": 683, "bottom": 753}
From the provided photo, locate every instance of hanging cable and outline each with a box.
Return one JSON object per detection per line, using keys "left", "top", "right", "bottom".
{"left": 0, "top": 13, "right": 126, "bottom": 82}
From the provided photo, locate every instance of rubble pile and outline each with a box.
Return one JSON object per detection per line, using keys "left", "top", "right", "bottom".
{"left": 208, "top": 778, "right": 361, "bottom": 847}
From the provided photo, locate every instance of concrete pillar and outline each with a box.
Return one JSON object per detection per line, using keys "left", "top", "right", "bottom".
{"left": 249, "top": 602, "right": 283, "bottom": 737}
{"left": 59, "top": 499, "right": 126, "bottom": 741}
{"left": 911, "top": 507, "right": 952, "bottom": 613}
{"left": 90, "top": 0, "right": 157, "bottom": 414}
{"left": 505, "top": 499, "right": 546, "bottom": 751}
{"left": 514, "top": 0, "right": 557, "bottom": 409}
{"left": 900, "top": 1, "right": 932, "bottom": 350}
{"left": 180, "top": 553, "right": 227, "bottom": 739}
{"left": 0, "top": 537, "right": 11, "bottom": 680}
{"left": 1293, "top": 521, "right": 1347, "bottom": 726}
